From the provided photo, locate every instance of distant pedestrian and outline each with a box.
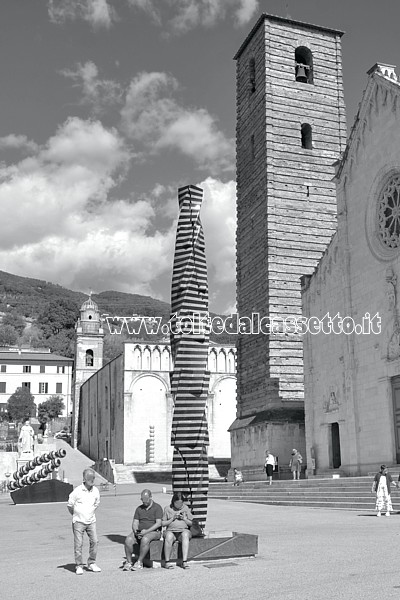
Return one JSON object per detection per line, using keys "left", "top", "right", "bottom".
{"left": 264, "top": 450, "right": 275, "bottom": 485}
{"left": 372, "top": 465, "right": 396, "bottom": 517}
{"left": 233, "top": 468, "right": 243, "bottom": 486}
{"left": 289, "top": 449, "right": 303, "bottom": 480}
{"left": 67, "top": 468, "right": 101, "bottom": 575}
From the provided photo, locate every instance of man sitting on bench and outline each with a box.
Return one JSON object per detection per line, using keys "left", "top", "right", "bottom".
{"left": 123, "top": 489, "right": 162, "bottom": 571}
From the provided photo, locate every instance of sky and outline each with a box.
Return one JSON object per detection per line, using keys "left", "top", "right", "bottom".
{"left": 0, "top": 0, "right": 399, "bottom": 314}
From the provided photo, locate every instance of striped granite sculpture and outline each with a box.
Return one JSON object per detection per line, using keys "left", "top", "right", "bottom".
{"left": 170, "top": 184, "right": 210, "bottom": 527}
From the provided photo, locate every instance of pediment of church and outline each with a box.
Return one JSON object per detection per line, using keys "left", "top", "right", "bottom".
{"left": 334, "top": 64, "right": 400, "bottom": 183}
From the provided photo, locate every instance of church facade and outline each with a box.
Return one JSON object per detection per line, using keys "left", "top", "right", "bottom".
{"left": 302, "top": 63, "right": 400, "bottom": 475}
{"left": 78, "top": 340, "right": 236, "bottom": 467}
{"left": 232, "top": 13, "right": 346, "bottom": 476}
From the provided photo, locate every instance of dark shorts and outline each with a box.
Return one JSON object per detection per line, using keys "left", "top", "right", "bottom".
{"left": 265, "top": 464, "right": 273, "bottom": 476}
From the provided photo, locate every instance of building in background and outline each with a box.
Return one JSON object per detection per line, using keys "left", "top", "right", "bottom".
{"left": 0, "top": 347, "right": 73, "bottom": 418}
{"left": 78, "top": 341, "right": 236, "bottom": 471}
{"left": 72, "top": 295, "right": 104, "bottom": 446}
{"left": 232, "top": 13, "right": 346, "bottom": 478}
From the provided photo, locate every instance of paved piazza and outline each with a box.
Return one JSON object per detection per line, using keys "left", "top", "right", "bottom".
{"left": 1, "top": 484, "right": 400, "bottom": 599}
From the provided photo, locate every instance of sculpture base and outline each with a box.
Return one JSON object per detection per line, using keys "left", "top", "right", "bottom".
{"left": 136, "top": 532, "right": 258, "bottom": 566}
{"left": 10, "top": 479, "right": 73, "bottom": 504}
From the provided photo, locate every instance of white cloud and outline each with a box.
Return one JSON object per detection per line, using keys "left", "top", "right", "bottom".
{"left": 0, "top": 135, "right": 38, "bottom": 153}
{"left": 0, "top": 119, "right": 236, "bottom": 309}
{"left": 48, "top": 0, "right": 258, "bottom": 32}
{"left": 121, "top": 71, "right": 234, "bottom": 174}
{"left": 48, "top": 0, "right": 116, "bottom": 29}
{"left": 127, "top": 0, "right": 259, "bottom": 33}
{"left": 200, "top": 177, "right": 236, "bottom": 285}
{"left": 61, "top": 61, "right": 122, "bottom": 114}
{"left": 234, "top": 0, "right": 259, "bottom": 26}
{"left": 0, "top": 117, "right": 178, "bottom": 297}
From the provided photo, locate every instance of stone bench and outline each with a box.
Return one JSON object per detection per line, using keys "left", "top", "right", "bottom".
{"left": 135, "top": 532, "right": 258, "bottom": 566}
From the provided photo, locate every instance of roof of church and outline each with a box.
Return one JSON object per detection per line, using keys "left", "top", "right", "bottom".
{"left": 334, "top": 63, "right": 400, "bottom": 182}
{"left": 234, "top": 13, "right": 344, "bottom": 60}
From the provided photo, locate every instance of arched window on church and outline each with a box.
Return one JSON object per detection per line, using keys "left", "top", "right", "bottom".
{"left": 301, "top": 123, "right": 313, "bottom": 149}
{"left": 153, "top": 348, "right": 161, "bottom": 371}
{"left": 295, "top": 46, "right": 313, "bottom": 84}
{"left": 217, "top": 350, "right": 227, "bottom": 372}
{"left": 209, "top": 350, "right": 217, "bottom": 372}
{"left": 162, "top": 348, "right": 170, "bottom": 371}
{"left": 249, "top": 57, "right": 256, "bottom": 93}
{"left": 85, "top": 349, "right": 94, "bottom": 367}
{"left": 143, "top": 347, "right": 151, "bottom": 370}
{"left": 227, "top": 351, "right": 235, "bottom": 373}
{"left": 134, "top": 346, "right": 142, "bottom": 370}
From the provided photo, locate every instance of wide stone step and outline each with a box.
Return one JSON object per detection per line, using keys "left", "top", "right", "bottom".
{"left": 208, "top": 475, "right": 400, "bottom": 511}
{"left": 226, "top": 499, "right": 388, "bottom": 510}
{"left": 210, "top": 479, "right": 375, "bottom": 489}
{"left": 209, "top": 488, "right": 378, "bottom": 498}
{"left": 211, "top": 493, "right": 383, "bottom": 502}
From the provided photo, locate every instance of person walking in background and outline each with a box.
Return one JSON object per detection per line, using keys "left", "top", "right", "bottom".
{"left": 67, "top": 468, "right": 101, "bottom": 575}
{"left": 372, "top": 465, "right": 396, "bottom": 516}
{"left": 264, "top": 450, "right": 275, "bottom": 485}
{"left": 233, "top": 468, "right": 243, "bottom": 486}
{"left": 289, "top": 449, "right": 303, "bottom": 480}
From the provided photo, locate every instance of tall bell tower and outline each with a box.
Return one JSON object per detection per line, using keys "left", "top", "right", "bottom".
{"left": 232, "top": 14, "right": 347, "bottom": 475}
{"left": 72, "top": 294, "right": 104, "bottom": 447}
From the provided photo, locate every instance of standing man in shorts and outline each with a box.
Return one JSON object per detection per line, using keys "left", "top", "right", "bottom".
{"left": 123, "top": 489, "right": 162, "bottom": 571}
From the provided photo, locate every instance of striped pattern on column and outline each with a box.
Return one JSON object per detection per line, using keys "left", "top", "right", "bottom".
{"left": 170, "top": 184, "right": 210, "bottom": 526}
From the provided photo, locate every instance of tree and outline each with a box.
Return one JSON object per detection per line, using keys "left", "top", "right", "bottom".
{"left": 19, "top": 325, "right": 45, "bottom": 348}
{"left": 0, "top": 324, "right": 18, "bottom": 346}
{"left": 7, "top": 387, "right": 36, "bottom": 423}
{"left": 45, "top": 331, "right": 75, "bottom": 358}
{"left": 35, "top": 298, "right": 79, "bottom": 338}
{"left": 2, "top": 312, "right": 26, "bottom": 335}
{"left": 38, "top": 395, "right": 65, "bottom": 427}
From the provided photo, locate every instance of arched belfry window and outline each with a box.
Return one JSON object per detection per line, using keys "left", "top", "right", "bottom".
{"left": 249, "top": 57, "right": 256, "bottom": 93}
{"left": 85, "top": 349, "right": 94, "bottom": 367}
{"left": 301, "top": 123, "right": 313, "bottom": 149}
{"left": 295, "top": 47, "right": 313, "bottom": 84}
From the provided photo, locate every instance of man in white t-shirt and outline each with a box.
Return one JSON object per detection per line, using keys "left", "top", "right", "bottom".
{"left": 67, "top": 468, "right": 101, "bottom": 575}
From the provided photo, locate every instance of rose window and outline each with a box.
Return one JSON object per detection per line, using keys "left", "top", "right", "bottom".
{"left": 378, "top": 175, "right": 400, "bottom": 248}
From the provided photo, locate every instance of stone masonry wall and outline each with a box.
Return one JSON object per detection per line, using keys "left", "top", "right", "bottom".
{"left": 236, "top": 15, "right": 347, "bottom": 420}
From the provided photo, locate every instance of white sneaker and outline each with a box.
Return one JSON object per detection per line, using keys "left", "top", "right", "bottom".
{"left": 377, "top": 512, "right": 381, "bottom": 517}
{"left": 385, "top": 512, "right": 391, "bottom": 517}
{"left": 132, "top": 561, "right": 143, "bottom": 570}
{"left": 88, "top": 563, "right": 101, "bottom": 572}
{"left": 76, "top": 566, "right": 84, "bottom": 575}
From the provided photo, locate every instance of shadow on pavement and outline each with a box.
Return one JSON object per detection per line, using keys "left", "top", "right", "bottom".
{"left": 56, "top": 563, "right": 76, "bottom": 573}
{"left": 104, "top": 534, "right": 125, "bottom": 544}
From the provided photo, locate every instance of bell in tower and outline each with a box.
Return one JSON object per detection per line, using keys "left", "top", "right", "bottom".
{"left": 295, "top": 63, "right": 308, "bottom": 82}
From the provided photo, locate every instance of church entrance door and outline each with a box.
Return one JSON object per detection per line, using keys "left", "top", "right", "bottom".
{"left": 331, "top": 422, "right": 341, "bottom": 469}
{"left": 391, "top": 376, "right": 400, "bottom": 463}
